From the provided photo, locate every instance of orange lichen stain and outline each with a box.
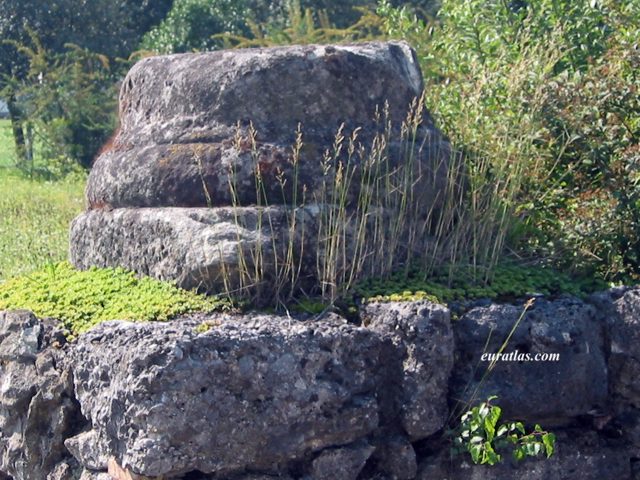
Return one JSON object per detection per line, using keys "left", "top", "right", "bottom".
{"left": 96, "top": 126, "right": 121, "bottom": 157}
{"left": 88, "top": 199, "right": 113, "bottom": 211}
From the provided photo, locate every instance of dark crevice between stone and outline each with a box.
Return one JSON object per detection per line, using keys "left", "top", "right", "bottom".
{"left": 356, "top": 457, "right": 378, "bottom": 480}
{"left": 364, "top": 335, "right": 415, "bottom": 479}
{"left": 179, "top": 470, "right": 210, "bottom": 479}
{"left": 412, "top": 428, "right": 447, "bottom": 460}
{"left": 43, "top": 339, "right": 89, "bottom": 477}
{"left": 284, "top": 456, "right": 310, "bottom": 479}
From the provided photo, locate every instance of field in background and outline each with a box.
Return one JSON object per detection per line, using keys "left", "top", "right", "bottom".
{"left": 0, "top": 119, "right": 16, "bottom": 169}
{"left": 0, "top": 119, "right": 85, "bottom": 281}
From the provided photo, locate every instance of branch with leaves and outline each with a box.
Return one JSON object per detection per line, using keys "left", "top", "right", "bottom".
{"left": 452, "top": 395, "right": 556, "bottom": 466}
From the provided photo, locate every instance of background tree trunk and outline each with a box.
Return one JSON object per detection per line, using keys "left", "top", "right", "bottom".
{"left": 6, "top": 94, "right": 27, "bottom": 167}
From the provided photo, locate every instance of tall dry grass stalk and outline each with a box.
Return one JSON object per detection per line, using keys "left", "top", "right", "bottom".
{"left": 211, "top": 87, "right": 554, "bottom": 307}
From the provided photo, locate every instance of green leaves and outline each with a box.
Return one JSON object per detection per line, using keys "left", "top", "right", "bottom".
{"left": 140, "top": 0, "right": 257, "bottom": 54}
{"left": 543, "top": 432, "right": 557, "bottom": 457}
{"left": 512, "top": 426, "right": 554, "bottom": 462}
{"left": 483, "top": 402, "right": 501, "bottom": 442}
{"left": 7, "top": 31, "right": 119, "bottom": 173}
{"left": 453, "top": 397, "right": 556, "bottom": 466}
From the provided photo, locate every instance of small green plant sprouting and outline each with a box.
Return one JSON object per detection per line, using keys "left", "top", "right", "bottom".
{"left": 195, "top": 318, "right": 222, "bottom": 334}
{"left": 288, "top": 298, "right": 327, "bottom": 315}
{"left": 452, "top": 396, "right": 556, "bottom": 466}
{"left": 195, "top": 322, "right": 212, "bottom": 334}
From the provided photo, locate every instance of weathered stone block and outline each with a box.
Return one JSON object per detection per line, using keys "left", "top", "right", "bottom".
{"left": 86, "top": 42, "right": 450, "bottom": 210}
{"left": 361, "top": 301, "right": 454, "bottom": 440}
{"left": 308, "top": 440, "right": 375, "bottom": 480}
{"left": 601, "top": 287, "right": 640, "bottom": 407}
{"left": 0, "top": 311, "right": 80, "bottom": 480}
{"left": 70, "top": 315, "right": 385, "bottom": 477}
{"left": 70, "top": 206, "right": 314, "bottom": 292}
{"left": 449, "top": 297, "right": 608, "bottom": 425}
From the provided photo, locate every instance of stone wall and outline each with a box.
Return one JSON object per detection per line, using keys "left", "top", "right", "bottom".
{"left": 1, "top": 288, "right": 640, "bottom": 479}
{"left": 13, "top": 41, "right": 638, "bottom": 479}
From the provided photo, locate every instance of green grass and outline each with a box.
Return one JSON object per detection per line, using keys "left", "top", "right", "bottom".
{"left": 0, "top": 262, "right": 230, "bottom": 335}
{"left": 0, "top": 119, "right": 17, "bottom": 168}
{"left": 0, "top": 122, "right": 229, "bottom": 334}
{"left": 0, "top": 119, "right": 85, "bottom": 280}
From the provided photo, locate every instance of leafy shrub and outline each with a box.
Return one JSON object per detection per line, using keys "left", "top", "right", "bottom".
{"left": 0, "top": 262, "right": 229, "bottom": 335}
{"left": 372, "top": 0, "right": 640, "bottom": 282}
{"left": 217, "top": 0, "right": 379, "bottom": 48}
{"left": 140, "top": 0, "right": 261, "bottom": 54}
{"left": 366, "top": 1, "right": 567, "bottom": 279}
{"left": 452, "top": 396, "right": 556, "bottom": 465}
{"left": 532, "top": 38, "right": 640, "bottom": 281}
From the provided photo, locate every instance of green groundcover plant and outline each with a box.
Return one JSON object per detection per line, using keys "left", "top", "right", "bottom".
{"left": 355, "top": 263, "right": 608, "bottom": 305}
{"left": 0, "top": 262, "right": 229, "bottom": 335}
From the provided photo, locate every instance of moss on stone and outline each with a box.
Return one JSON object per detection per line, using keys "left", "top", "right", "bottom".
{"left": 0, "top": 262, "right": 230, "bottom": 335}
{"left": 355, "top": 264, "right": 610, "bottom": 305}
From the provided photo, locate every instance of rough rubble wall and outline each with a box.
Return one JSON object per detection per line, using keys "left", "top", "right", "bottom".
{"left": 1, "top": 289, "right": 640, "bottom": 479}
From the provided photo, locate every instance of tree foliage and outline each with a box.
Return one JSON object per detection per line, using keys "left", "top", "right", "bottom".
{"left": 373, "top": 0, "right": 640, "bottom": 281}
{"left": 140, "top": 0, "right": 265, "bottom": 54}
{"left": 216, "top": 0, "right": 382, "bottom": 48}
{"left": 14, "top": 36, "right": 119, "bottom": 173}
{"left": 0, "top": 0, "right": 171, "bottom": 168}
{"left": 139, "top": 0, "right": 435, "bottom": 54}
{"left": 1, "top": 0, "right": 171, "bottom": 60}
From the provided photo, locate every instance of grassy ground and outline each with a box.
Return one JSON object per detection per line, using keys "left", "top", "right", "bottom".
{"left": 0, "top": 119, "right": 85, "bottom": 281}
